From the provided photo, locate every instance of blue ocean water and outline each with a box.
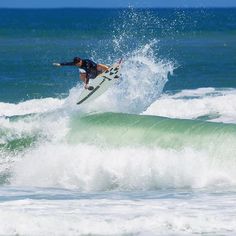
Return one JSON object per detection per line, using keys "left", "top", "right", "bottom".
{"left": 1, "top": 8, "right": 236, "bottom": 102}
{"left": 0, "top": 8, "right": 236, "bottom": 235}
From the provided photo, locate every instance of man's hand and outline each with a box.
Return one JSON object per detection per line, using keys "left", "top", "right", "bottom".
{"left": 53, "top": 63, "right": 61, "bottom": 67}
{"left": 84, "top": 84, "right": 94, "bottom": 91}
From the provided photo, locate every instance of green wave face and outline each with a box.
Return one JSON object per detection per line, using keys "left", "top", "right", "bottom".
{"left": 0, "top": 134, "right": 38, "bottom": 152}
{"left": 69, "top": 112, "right": 236, "bottom": 158}
{"left": 0, "top": 125, "right": 34, "bottom": 152}
{"left": 0, "top": 113, "right": 47, "bottom": 153}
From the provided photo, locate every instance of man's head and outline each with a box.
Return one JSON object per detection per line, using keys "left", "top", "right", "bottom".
{"left": 73, "top": 57, "right": 82, "bottom": 66}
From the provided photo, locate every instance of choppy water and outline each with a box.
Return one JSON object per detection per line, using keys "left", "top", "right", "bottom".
{"left": 0, "top": 7, "right": 236, "bottom": 235}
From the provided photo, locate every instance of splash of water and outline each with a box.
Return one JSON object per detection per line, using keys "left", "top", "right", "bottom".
{"left": 64, "top": 8, "right": 176, "bottom": 113}
{"left": 68, "top": 45, "right": 175, "bottom": 114}
{"left": 74, "top": 39, "right": 173, "bottom": 114}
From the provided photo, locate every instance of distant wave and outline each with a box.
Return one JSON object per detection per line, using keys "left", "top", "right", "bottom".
{"left": 143, "top": 87, "right": 236, "bottom": 124}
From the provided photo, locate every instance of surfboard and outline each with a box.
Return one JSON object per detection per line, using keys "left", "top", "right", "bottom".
{"left": 77, "top": 59, "right": 122, "bottom": 105}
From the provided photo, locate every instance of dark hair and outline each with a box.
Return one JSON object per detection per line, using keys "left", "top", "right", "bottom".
{"left": 73, "top": 57, "right": 81, "bottom": 64}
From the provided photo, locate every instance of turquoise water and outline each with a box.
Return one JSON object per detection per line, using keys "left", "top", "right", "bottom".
{"left": 1, "top": 8, "right": 236, "bottom": 235}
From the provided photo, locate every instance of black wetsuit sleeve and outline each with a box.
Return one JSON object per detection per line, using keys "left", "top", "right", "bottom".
{"left": 60, "top": 62, "right": 74, "bottom": 66}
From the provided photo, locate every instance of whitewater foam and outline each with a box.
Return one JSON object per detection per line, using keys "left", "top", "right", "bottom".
{"left": 10, "top": 142, "right": 236, "bottom": 190}
{"left": 143, "top": 88, "right": 236, "bottom": 123}
{"left": 1, "top": 192, "right": 236, "bottom": 236}
{"left": 0, "top": 97, "right": 64, "bottom": 117}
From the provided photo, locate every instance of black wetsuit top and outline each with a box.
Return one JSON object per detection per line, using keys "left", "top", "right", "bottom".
{"left": 60, "top": 59, "right": 98, "bottom": 79}
{"left": 80, "top": 59, "right": 98, "bottom": 79}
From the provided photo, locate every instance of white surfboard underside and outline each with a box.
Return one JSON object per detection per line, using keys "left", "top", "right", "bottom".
{"left": 77, "top": 62, "right": 121, "bottom": 105}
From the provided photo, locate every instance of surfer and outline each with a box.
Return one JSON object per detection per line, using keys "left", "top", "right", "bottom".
{"left": 53, "top": 57, "right": 109, "bottom": 89}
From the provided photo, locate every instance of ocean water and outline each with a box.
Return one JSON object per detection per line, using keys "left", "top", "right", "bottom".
{"left": 0, "top": 7, "right": 236, "bottom": 235}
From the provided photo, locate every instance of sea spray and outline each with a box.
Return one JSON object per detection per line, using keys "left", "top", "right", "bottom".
{"left": 65, "top": 8, "right": 176, "bottom": 113}
{"left": 67, "top": 41, "right": 175, "bottom": 114}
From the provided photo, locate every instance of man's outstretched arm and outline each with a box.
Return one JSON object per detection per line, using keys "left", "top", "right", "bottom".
{"left": 53, "top": 62, "right": 74, "bottom": 66}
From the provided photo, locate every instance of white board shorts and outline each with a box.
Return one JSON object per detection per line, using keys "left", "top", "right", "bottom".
{"left": 79, "top": 69, "right": 86, "bottom": 73}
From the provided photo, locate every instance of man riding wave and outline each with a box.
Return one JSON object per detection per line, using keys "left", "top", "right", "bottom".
{"left": 53, "top": 57, "right": 109, "bottom": 89}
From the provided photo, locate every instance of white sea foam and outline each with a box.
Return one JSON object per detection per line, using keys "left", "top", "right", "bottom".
{"left": 0, "top": 97, "right": 64, "bottom": 117}
{"left": 0, "top": 108, "right": 69, "bottom": 147}
{"left": 0, "top": 189, "right": 236, "bottom": 235}
{"left": 143, "top": 88, "right": 236, "bottom": 123}
{"left": 10, "top": 143, "right": 236, "bottom": 190}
